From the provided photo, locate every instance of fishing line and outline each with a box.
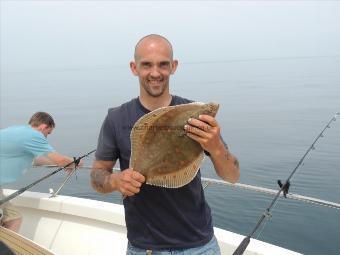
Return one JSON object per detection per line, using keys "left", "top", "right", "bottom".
{"left": 233, "top": 112, "right": 340, "bottom": 255}
{"left": 0, "top": 149, "right": 96, "bottom": 206}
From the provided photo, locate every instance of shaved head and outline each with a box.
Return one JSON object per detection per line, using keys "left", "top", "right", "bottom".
{"left": 134, "top": 34, "right": 173, "bottom": 61}
{"left": 130, "top": 34, "right": 178, "bottom": 99}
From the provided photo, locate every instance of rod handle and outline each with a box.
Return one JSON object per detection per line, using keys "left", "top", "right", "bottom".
{"left": 233, "top": 236, "right": 250, "bottom": 255}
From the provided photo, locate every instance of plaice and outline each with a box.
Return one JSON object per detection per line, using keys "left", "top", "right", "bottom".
{"left": 130, "top": 102, "right": 219, "bottom": 188}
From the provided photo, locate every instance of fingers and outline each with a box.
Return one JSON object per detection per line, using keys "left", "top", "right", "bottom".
{"left": 185, "top": 131, "right": 205, "bottom": 145}
{"left": 185, "top": 115, "right": 221, "bottom": 152}
{"left": 197, "top": 114, "right": 218, "bottom": 127}
{"left": 118, "top": 169, "right": 145, "bottom": 197}
{"left": 185, "top": 115, "right": 219, "bottom": 138}
{"left": 185, "top": 120, "right": 209, "bottom": 136}
{"left": 123, "top": 171, "right": 143, "bottom": 188}
{"left": 131, "top": 170, "right": 146, "bottom": 183}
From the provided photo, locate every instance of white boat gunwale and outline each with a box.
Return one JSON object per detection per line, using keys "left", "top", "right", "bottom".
{"left": 2, "top": 189, "right": 302, "bottom": 255}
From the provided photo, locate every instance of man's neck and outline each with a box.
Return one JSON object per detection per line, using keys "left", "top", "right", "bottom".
{"left": 31, "top": 125, "right": 39, "bottom": 131}
{"left": 139, "top": 93, "right": 172, "bottom": 111}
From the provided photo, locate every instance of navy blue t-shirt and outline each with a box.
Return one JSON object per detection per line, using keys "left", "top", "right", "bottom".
{"left": 95, "top": 95, "right": 214, "bottom": 250}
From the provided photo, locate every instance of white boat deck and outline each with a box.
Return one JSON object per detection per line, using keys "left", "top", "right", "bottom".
{"left": 2, "top": 189, "right": 302, "bottom": 255}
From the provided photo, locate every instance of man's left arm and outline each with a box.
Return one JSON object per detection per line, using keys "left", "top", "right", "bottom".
{"left": 185, "top": 114, "right": 240, "bottom": 183}
{"left": 33, "top": 156, "right": 55, "bottom": 166}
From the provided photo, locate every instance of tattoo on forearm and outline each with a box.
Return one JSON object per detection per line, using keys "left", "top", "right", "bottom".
{"left": 91, "top": 169, "right": 111, "bottom": 192}
{"left": 224, "top": 150, "right": 231, "bottom": 160}
{"left": 233, "top": 158, "right": 239, "bottom": 168}
{"left": 224, "top": 150, "right": 239, "bottom": 169}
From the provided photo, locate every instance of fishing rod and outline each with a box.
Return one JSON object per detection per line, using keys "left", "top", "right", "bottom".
{"left": 233, "top": 113, "right": 339, "bottom": 255}
{"left": 0, "top": 149, "right": 96, "bottom": 206}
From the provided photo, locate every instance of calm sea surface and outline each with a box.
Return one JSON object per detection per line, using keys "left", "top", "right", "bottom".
{"left": 1, "top": 2, "right": 340, "bottom": 254}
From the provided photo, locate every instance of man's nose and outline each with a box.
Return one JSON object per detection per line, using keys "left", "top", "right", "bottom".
{"left": 150, "top": 66, "right": 161, "bottom": 77}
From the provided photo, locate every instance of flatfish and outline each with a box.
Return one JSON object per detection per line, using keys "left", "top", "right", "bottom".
{"left": 130, "top": 102, "right": 219, "bottom": 188}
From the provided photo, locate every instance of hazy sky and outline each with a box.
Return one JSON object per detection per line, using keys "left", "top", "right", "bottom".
{"left": 1, "top": 1, "right": 340, "bottom": 72}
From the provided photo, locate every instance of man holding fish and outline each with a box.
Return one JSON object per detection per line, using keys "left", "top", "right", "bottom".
{"left": 91, "top": 34, "right": 240, "bottom": 254}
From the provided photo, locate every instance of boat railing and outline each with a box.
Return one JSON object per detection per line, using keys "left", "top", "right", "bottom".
{"left": 33, "top": 165, "right": 340, "bottom": 211}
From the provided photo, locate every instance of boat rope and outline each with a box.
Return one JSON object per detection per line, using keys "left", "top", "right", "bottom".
{"left": 0, "top": 149, "right": 96, "bottom": 206}
{"left": 233, "top": 112, "right": 339, "bottom": 255}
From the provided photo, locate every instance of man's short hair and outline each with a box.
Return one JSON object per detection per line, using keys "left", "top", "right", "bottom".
{"left": 134, "top": 34, "right": 173, "bottom": 60}
{"left": 28, "top": 112, "right": 55, "bottom": 128}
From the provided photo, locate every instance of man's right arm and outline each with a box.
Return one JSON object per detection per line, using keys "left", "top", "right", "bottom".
{"left": 91, "top": 159, "right": 145, "bottom": 196}
{"left": 91, "top": 160, "right": 116, "bottom": 193}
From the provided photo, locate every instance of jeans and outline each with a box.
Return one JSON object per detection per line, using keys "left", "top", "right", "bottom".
{"left": 126, "top": 236, "right": 221, "bottom": 255}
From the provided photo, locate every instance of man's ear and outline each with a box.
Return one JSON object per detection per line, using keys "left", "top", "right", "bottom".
{"left": 170, "top": 60, "right": 178, "bottom": 74}
{"left": 130, "top": 61, "right": 138, "bottom": 76}
{"left": 36, "top": 123, "right": 47, "bottom": 132}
